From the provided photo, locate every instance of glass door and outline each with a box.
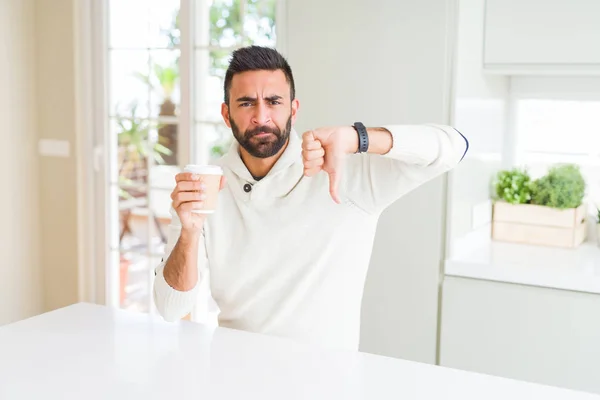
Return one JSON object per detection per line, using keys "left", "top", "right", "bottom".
{"left": 100, "top": 0, "right": 278, "bottom": 316}
{"left": 106, "top": 0, "right": 182, "bottom": 313}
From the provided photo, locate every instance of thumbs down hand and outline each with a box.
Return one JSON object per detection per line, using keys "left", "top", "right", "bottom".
{"left": 301, "top": 126, "right": 359, "bottom": 204}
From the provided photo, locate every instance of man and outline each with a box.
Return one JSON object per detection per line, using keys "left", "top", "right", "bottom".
{"left": 154, "top": 46, "right": 468, "bottom": 351}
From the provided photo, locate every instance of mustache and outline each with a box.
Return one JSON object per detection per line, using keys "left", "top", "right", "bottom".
{"left": 245, "top": 126, "right": 280, "bottom": 138}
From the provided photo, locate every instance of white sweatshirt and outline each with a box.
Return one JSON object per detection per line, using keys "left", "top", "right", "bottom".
{"left": 153, "top": 124, "right": 468, "bottom": 350}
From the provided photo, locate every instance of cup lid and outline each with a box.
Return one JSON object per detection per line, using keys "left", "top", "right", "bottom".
{"left": 183, "top": 164, "right": 223, "bottom": 175}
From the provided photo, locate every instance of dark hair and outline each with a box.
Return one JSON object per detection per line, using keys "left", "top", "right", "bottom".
{"left": 224, "top": 46, "right": 296, "bottom": 105}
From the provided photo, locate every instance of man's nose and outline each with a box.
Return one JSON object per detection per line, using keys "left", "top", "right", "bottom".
{"left": 251, "top": 102, "right": 271, "bottom": 126}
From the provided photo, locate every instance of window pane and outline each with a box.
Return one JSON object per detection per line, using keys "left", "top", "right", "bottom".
{"left": 116, "top": 200, "right": 168, "bottom": 255}
{"left": 156, "top": 119, "right": 179, "bottom": 166}
{"left": 195, "top": 123, "right": 233, "bottom": 163}
{"left": 148, "top": 166, "right": 179, "bottom": 218}
{"left": 196, "top": 0, "right": 243, "bottom": 47}
{"left": 149, "top": 50, "right": 181, "bottom": 118}
{"left": 140, "top": 50, "right": 180, "bottom": 165}
{"left": 195, "top": 49, "right": 229, "bottom": 122}
{"left": 109, "top": 0, "right": 151, "bottom": 49}
{"left": 117, "top": 189, "right": 151, "bottom": 254}
{"left": 116, "top": 171, "right": 175, "bottom": 256}
{"left": 243, "top": 0, "right": 277, "bottom": 46}
{"left": 112, "top": 117, "right": 153, "bottom": 185}
{"left": 120, "top": 250, "right": 149, "bottom": 312}
{"left": 110, "top": 50, "right": 150, "bottom": 118}
{"left": 517, "top": 99, "right": 600, "bottom": 155}
{"left": 516, "top": 99, "right": 600, "bottom": 211}
{"left": 211, "top": 0, "right": 244, "bottom": 47}
{"left": 147, "top": 50, "right": 181, "bottom": 164}
{"left": 113, "top": 117, "right": 177, "bottom": 178}
{"left": 148, "top": 0, "right": 180, "bottom": 48}
{"left": 117, "top": 250, "right": 162, "bottom": 313}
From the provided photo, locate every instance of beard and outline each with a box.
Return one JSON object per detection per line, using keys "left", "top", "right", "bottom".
{"left": 230, "top": 114, "right": 292, "bottom": 159}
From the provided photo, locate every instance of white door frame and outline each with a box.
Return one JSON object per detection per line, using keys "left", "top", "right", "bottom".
{"left": 73, "top": 0, "right": 110, "bottom": 306}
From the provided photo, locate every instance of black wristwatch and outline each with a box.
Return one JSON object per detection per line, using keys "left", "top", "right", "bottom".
{"left": 352, "top": 122, "right": 369, "bottom": 153}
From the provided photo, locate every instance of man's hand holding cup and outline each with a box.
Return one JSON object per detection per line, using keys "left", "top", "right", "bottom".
{"left": 171, "top": 165, "right": 226, "bottom": 235}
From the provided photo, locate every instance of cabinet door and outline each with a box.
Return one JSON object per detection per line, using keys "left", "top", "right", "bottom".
{"left": 440, "top": 276, "right": 600, "bottom": 394}
{"left": 484, "top": 0, "right": 600, "bottom": 66}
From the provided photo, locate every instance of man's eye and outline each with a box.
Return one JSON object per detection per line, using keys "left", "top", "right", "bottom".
{"left": 240, "top": 102, "right": 251, "bottom": 107}
{"left": 270, "top": 100, "right": 281, "bottom": 105}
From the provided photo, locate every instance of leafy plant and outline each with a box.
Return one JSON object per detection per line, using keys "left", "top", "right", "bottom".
{"left": 494, "top": 168, "right": 533, "bottom": 204}
{"left": 116, "top": 103, "right": 172, "bottom": 199}
{"left": 208, "top": 0, "right": 276, "bottom": 75}
{"left": 530, "top": 164, "right": 586, "bottom": 209}
{"left": 596, "top": 206, "right": 600, "bottom": 224}
{"left": 134, "top": 62, "right": 179, "bottom": 102}
{"left": 116, "top": 103, "right": 172, "bottom": 165}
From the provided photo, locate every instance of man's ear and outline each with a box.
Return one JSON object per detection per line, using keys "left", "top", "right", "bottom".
{"left": 221, "top": 102, "right": 231, "bottom": 128}
{"left": 291, "top": 98, "right": 300, "bottom": 125}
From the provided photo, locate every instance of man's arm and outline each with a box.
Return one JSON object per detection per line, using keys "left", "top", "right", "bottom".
{"left": 154, "top": 171, "right": 224, "bottom": 321}
{"left": 153, "top": 212, "right": 208, "bottom": 322}
{"left": 163, "top": 229, "right": 201, "bottom": 291}
{"left": 346, "top": 124, "right": 468, "bottom": 214}
{"left": 302, "top": 124, "right": 468, "bottom": 213}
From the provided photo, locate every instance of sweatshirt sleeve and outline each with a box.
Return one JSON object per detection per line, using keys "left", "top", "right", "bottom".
{"left": 153, "top": 209, "right": 208, "bottom": 322}
{"left": 342, "top": 124, "right": 468, "bottom": 215}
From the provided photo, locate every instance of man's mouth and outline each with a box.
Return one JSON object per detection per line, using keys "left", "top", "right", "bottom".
{"left": 249, "top": 131, "right": 277, "bottom": 140}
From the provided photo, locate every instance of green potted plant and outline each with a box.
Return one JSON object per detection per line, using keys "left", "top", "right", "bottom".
{"left": 492, "top": 164, "right": 587, "bottom": 248}
{"left": 530, "top": 164, "right": 586, "bottom": 210}
{"left": 494, "top": 167, "right": 533, "bottom": 205}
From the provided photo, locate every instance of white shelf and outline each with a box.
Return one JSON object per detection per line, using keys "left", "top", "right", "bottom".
{"left": 445, "top": 232, "right": 600, "bottom": 295}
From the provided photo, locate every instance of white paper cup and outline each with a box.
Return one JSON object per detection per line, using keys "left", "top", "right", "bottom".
{"left": 183, "top": 164, "right": 223, "bottom": 214}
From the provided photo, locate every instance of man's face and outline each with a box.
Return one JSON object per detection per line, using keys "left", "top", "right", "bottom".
{"left": 221, "top": 69, "right": 299, "bottom": 158}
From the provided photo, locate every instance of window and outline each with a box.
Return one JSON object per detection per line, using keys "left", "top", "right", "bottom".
{"left": 105, "top": 0, "right": 278, "bottom": 314}
{"left": 514, "top": 98, "right": 600, "bottom": 209}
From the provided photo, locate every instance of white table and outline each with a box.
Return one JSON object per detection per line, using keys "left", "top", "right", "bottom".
{"left": 1, "top": 303, "right": 598, "bottom": 400}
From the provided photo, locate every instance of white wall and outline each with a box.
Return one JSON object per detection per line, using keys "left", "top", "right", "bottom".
{"left": 447, "top": 0, "right": 509, "bottom": 253}
{"left": 284, "top": 0, "right": 455, "bottom": 363}
{"left": 0, "top": 0, "right": 43, "bottom": 325}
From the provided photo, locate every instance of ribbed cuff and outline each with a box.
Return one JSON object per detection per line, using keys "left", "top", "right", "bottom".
{"left": 153, "top": 263, "right": 199, "bottom": 322}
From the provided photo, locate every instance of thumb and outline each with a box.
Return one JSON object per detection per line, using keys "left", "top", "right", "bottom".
{"left": 303, "top": 130, "right": 317, "bottom": 145}
{"left": 327, "top": 157, "right": 343, "bottom": 204}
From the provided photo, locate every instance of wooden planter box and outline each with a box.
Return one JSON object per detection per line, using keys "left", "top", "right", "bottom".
{"left": 492, "top": 202, "right": 587, "bottom": 248}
